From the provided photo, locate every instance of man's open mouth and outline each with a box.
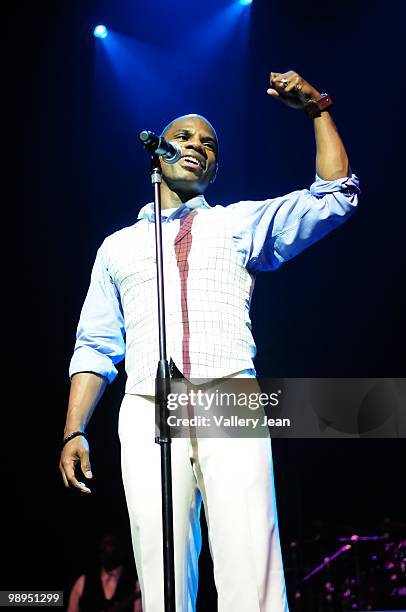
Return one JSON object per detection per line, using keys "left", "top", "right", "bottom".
{"left": 180, "top": 155, "right": 205, "bottom": 170}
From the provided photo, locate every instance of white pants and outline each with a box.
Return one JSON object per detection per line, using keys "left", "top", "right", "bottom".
{"left": 118, "top": 374, "right": 289, "bottom": 612}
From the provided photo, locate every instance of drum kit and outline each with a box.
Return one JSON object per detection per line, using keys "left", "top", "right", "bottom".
{"left": 285, "top": 520, "right": 405, "bottom": 611}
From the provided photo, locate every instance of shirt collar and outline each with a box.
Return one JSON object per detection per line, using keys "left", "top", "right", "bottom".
{"left": 137, "top": 194, "right": 211, "bottom": 223}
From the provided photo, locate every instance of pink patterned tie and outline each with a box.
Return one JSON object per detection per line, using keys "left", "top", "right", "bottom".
{"left": 174, "top": 210, "right": 198, "bottom": 378}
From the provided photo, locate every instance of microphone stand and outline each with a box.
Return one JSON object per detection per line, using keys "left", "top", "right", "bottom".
{"left": 150, "top": 154, "right": 176, "bottom": 612}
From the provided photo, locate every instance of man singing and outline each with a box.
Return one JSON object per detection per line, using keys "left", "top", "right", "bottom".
{"left": 59, "top": 71, "right": 359, "bottom": 611}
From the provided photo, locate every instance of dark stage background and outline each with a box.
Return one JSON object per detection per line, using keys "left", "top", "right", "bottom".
{"left": 9, "top": 0, "right": 405, "bottom": 610}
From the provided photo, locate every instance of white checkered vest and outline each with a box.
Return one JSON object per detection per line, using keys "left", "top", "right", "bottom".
{"left": 105, "top": 205, "right": 257, "bottom": 395}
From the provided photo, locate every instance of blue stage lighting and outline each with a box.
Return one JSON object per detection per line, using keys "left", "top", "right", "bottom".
{"left": 240, "top": 0, "right": 252, "bottom": 4}
{"left": 94, "top": 25, "right": 108, "bottom": 39}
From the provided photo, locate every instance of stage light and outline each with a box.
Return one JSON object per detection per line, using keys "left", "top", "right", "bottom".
{"left": 240, "top": 0, "right": 252, "bottom": 5}
{"left": 94, "top": 25, "right": 108, "bottom": 39}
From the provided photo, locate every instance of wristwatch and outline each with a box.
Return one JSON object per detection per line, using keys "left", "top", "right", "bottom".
{"left": 304, "top": 93, "right": 333, "bottom": 119}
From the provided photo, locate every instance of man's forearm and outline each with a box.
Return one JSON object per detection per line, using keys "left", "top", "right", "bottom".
{"left": 64, "top": 372, "right": 108, "bottom": 437}
{"left": 267, "top": 71, "right": 350, "bottom": 181}
{"left": 314, "top": 111, "right": 350, "bottom": 181}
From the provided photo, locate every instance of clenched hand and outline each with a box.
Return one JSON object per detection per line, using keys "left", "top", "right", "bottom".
{"left": 267, "top": 70, "right": 321, "bottom": 109}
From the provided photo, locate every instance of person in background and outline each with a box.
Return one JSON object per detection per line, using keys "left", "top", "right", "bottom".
{"left": 67, "top": 532, "right": 142, "bottom": 612}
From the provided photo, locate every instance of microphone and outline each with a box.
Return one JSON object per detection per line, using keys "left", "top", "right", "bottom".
{"left": 139, "top": 130, "right": 182, "bottom": 164}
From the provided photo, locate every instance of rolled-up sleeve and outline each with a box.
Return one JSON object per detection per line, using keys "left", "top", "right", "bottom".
{"left": 228, "top": 173, "right": 360, "bottom": 272}
{"left": 69, "top": 241, "right": 125, "bottom": 383}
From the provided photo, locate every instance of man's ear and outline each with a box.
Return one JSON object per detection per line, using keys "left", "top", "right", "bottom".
{"left": 210, "top": 162, "right": 219, "bottom": 184}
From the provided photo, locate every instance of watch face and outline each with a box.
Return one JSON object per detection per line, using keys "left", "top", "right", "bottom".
{"left": 318, "top": 95, "right": 333, "bottom": 110}
{"left": 304, "top": 94, "right": 333, "bottom": 118}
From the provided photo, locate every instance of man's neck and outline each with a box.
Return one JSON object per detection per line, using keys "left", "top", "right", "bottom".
{"left": 160, "top": 181, "right": 201, "bottom": 210}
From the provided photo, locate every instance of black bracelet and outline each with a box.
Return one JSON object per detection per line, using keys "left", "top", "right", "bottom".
{"left": 62, "top": 431, "right": 87, "bottom": 448}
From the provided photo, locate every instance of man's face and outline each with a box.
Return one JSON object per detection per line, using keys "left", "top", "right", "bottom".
{"left": 160, "top": 116, "right": 218, "bottom": 197}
